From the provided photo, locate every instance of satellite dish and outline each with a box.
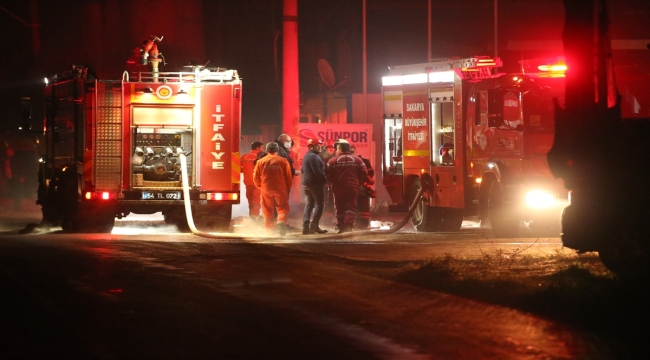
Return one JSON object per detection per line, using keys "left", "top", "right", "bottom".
{"left": 317, "top": 59, "right": 336, "bottom": 89}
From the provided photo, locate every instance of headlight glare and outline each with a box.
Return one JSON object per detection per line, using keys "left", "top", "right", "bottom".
{"left": 525, "top": 190, "right": 556, "bottom": 209}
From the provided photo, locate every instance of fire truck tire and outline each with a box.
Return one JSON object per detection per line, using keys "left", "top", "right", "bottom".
{"left": 488, "top": 181, "right": 519, "bottom": 238}
{"left": 193, "top": 204, "right": 232, "bottom": 232}
{"left": 164, "top": 205, "right": 232, "bottom": 232}
{"left": 61, "top": 214, "right": 115, "bottom": 233}
{"left": 440, "top": 208, "right": 464, "bottom": 232}
{"left": 40, "top": 177, "right": 63, "bottom": 228}
{"left": 598, "top": 238, "right": 650, "bottom": 280}
{"left": 409, "top": 180, "right": 442, "bottom": 232}
{"left": 164, "top": 207, "right": 191, "bottom": 232}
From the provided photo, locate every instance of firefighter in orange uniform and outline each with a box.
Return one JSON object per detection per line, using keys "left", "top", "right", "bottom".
{"left": 241, "top": 141, "right": 264, "bottom": 221}
{"left": 253, "top": 142, "right": 293, "bottom": 235}
{"left": 326, "top": 139, "right": 369, "bottom": 234}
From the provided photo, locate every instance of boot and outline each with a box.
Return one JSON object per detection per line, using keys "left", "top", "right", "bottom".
{"left": 337, "top": 224, "right": 351, "bottom": 234}
{"left": 278, "top": 222, "right": 287, "bottom": 236}
{"left": 302, "top": 221, "right": 312, "bottom": 235}
{"left": 310, "top": 222, "right": 327, "bottom": 234}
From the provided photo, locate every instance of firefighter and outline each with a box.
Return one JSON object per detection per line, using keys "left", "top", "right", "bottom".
{"left": 253, "top": 142, "right": 293, "bottom": 235}
{"left": 256, "top": 134, "right": 299, "bottom": 178}
{"left": 241, "top": 141, "right": 264, "bottom": 221}
{"left": 325, "top": 139, "right": 369, "bottom": 234}
{"left": 350, "top": 145, "right": 375, "bottom": 230}
{"left": 254, "top": 134, "right": 299, "bottom": 227}
{"left": 277, "top": 134, "right": 299, "bottom": 177}
{"left": 319, "top": 141, "right": 336, "bottom": 215}
{"left": 301, "top": 138, "right": 328, "bottom": 234}
{"left": 3, "top": 146, "right": 29, "bottom": 211}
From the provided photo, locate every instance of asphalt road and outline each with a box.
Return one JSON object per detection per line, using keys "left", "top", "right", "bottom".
{"left": 1, "top": 210, "right": 613, "bottom": 360}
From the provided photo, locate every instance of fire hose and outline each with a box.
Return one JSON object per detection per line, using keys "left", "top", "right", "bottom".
{"left": 179, "top": 154, "right": 427, "bottom": 240}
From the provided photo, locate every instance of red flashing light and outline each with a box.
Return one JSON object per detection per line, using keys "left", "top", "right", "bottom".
{"left": 538, "top": 64, "right": 568, "bottom": 72}
{"left": 84, "top": 191, "right": 116, "bottom": 200}
{"left": 206, "top": 192, "right": 238, "bottom": 201}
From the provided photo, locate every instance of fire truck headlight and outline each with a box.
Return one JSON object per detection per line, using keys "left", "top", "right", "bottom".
{"left": 525, "top": 190, "right": 556, "bottom": 209}
{"left": 134, "top": 147, "right": 144, "bottom": 156}
{"left": 145, "top": 147, "right": 155, "bottom": 157}
{"left": 164, "top": 147, "right": 174, "bottom": 156}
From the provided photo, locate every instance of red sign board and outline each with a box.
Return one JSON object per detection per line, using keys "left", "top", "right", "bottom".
{"left": 199, "top": 84, "right": 237, "bottom": 190}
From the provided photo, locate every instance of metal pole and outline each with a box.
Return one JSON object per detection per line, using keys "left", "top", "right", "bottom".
{"left": 283, "top": 0, "right": 299, "bottom": 136}
{"left": 30, "top": 0, "right": 40, "bottom": 56}
{"left": 494, "top": 0, "right": 498, "bottom": 59}
{"left": 428, "top": 0, "right": 432, "bottom": 62}
{"left": 362, "top": 0, "right": 367, "bottom": 123}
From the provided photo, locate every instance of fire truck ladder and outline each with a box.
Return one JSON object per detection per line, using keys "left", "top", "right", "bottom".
{"left": 388, "top": 56, "right": 502, "bottom": 79}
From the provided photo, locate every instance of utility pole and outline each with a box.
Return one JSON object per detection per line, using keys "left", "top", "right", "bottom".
{"left": 363, "top": 0, "right": 367, "bottom": 122}
{"left": 30, "top": 0, "right": 40, "bottom": 56}
{"left": 283, "top": 0, "right": 300, "bottom": 137}
{"left": 428, "top": 0, "right": 432, "bottom": 62}
{"left": 494, "top": 0, "right": 498, "bottom": 59}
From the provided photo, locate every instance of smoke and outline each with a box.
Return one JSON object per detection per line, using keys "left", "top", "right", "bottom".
{"left": 112, "top": 212, "right": 179, "bottom": 235}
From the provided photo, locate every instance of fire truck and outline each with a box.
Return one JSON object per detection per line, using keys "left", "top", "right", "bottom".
{"left": 38, "top": 39, "right": 242, "bottom": 233}
{"left": 381, "top": 56, "right": 567, "bottom": 236}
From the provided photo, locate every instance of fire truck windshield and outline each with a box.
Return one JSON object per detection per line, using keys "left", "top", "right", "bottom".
{"left": 523, "top": 77, "right": 565, "bottom": 134}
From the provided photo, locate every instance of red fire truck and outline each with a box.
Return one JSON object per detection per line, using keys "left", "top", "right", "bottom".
{"left": 38, "top": 44, "right": 242, "bottom": 233}
{"left": 382, "top": 56, "right": 567, "bottom": 236}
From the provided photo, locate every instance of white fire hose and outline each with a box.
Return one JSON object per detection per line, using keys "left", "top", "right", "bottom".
{"left": 179, "top": 154, "right": 425, "bottom": 239}
{"left": 180, "top": 154, "right": 246, "bottom": 239}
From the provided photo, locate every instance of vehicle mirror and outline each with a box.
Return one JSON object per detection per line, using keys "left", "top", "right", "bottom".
{"left": 487, "top": 89, "right": 503, "bottom": 127}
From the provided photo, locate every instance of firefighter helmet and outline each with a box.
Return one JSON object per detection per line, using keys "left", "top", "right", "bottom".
{"left": 307, "top": 138, "right": 323, "bottom": 147}
{"left": 334, "top": 138, "right": 351, "bottom": 152}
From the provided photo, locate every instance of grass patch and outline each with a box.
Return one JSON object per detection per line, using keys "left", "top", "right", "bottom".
{"left": 392, "top": 249, "right": 650, "bottom": 346}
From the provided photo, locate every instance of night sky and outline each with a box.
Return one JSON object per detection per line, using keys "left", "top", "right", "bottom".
{"left": 1, "top": 0, "right": 648, "bottom": 132}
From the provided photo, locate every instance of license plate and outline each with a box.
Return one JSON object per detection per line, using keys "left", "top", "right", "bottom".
{"left": 142, "top": 191, "right": 182, "bottom": 200}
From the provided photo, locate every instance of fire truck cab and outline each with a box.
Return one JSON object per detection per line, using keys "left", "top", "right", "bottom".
{"left": 382, "top": 57, "right": 567, "bottom": 236}
{"left": 39, "top": 63, "right": 242, "bottom": 233}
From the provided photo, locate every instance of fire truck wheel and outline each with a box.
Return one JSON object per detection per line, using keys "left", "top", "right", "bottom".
{"left": 409, "top": 179, "right": 442, "bottom": 232}
{"left": 40, "top": 176, "right": 63, "bottom": 228}
{"left": 598, "top": 238, "right": 650, "bottom": 280}
{"left": 440, "top": 208, "right": 464, "bottom": 232}
{"left": 61, "top": 207, "right": 116, "bottom": 233}
{"left": 164, "top": 205, "right": 232, "bottom": 233}
{"left": 163, "top": 207, "right": 191, "bottom": 232}
{"left": 193, "top": 204, "right": 232, "bottom": 232}
{"left": 488, "top": 181, "right": 519, "bottom": 238}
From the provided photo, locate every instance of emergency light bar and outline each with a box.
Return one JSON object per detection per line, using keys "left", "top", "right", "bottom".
{"left": 538, "top": 64, "right": 568, "bottom": 72}
{"left": 382, "top": 70, "right": 455, "bottom": 86}
{"left": 519, "top": 56, "right": 567, "bottom": 76}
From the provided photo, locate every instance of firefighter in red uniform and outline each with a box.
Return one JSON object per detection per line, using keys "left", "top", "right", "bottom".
{"left": 326, "top": 139, "right": 369, "bottom": 233}
{"left": 351, "top": 145, "right": 375, "bottom": 230}
{"left": 241, "top": 141, "right": 264, "bottom": 221}
{"left": 253, "top": 142, "right": 293, "bottom": 235}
